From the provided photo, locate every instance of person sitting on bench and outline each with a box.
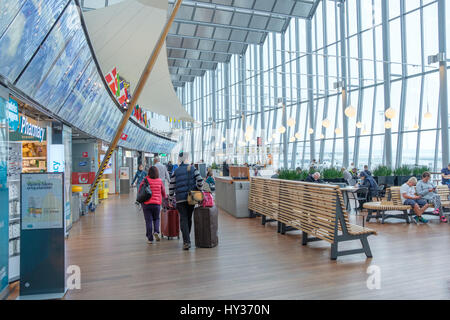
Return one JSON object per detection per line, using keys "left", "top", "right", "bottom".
{"left": 306, "top": 172, "right": 324, "bottom": 183}
{"left": 416, "top": 172, "right": 447, "bottom": 223}
{"left": 441, "top": 163, "right": 450, "bottom": 189}
{"left": 400, "top": 177, "right": 430, "bottom": 224}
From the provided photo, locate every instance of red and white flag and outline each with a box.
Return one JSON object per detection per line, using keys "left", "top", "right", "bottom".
{"left": 105, "top": 67, "right": 118, "bottom": 94}
{"left": 121, "top": 133, "right": 128, "bottom": 141}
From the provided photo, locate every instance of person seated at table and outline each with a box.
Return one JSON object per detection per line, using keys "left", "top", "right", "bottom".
{"left": 416, "top": 172, "right": 447, "bottom": 222}
{"left": 400, "top": 177, "right": 430, "bottom": 224}
{"left": 305, "top": 172, "right": 323, "bottom": 183}
{"left": 441, "top": 163, "right": 450, "bottom": 189}
{"left": 342, "top": 167, "right": 356, "bottom": 186}
{"left": 358, "top": 171, "right": 378, "bottom": 202}
{"left": 271, "top": 169, "right": 280, "bottom": 179}
{"left": 205, "top": 170, "right": 216, "bottom": 192}
{"left": 363, "top": 165, "right": 372, "bottom": 176}
{"left": 351, "top": 167, "right": 359, "bottom": 180}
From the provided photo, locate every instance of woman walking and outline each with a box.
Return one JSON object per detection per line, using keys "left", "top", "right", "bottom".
{"left": 139, "top": 166, "right": 167, "bottom": 244}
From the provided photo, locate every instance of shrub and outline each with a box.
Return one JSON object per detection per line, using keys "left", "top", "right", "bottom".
{"left": 321, "top": 167, "right": 343, "bottom": 179}
{"left": 394, "top": 165, "right": 412, "bottom": 176}
{"left": 278, "top": 169, "right": 302, "bottom": 181}
{"left": 412, "top": 166, "right": 430, "bottom": 177}
{"left": 211, "top": 162, "right": 218, "bottom": 170}
{"left": 373, "top": 165, "right": 392, "bottom": 177}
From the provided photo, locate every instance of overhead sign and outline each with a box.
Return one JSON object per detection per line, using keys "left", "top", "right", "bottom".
{"left": 82, "top": 152, "right": 88, "bottom": 158}
{"left": 7, "top": 98, "right": 19, "bottom": 131}
{"left": 20, "top": 116, "right": 46, "bottom": 142}
{"left": 48, "top": 145, "right": 65, "bottom": 173}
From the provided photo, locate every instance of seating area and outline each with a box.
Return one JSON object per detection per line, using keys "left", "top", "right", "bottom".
{"left": 248, "top": 177, "right": 377, "bottom": 260}
{"left": 364, "top": 186, "right": 450, "bottom": 224}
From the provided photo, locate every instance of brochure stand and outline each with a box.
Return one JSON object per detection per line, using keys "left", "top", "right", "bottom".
{"left": 18, "top": 173, "right": 66, "bottom": 300}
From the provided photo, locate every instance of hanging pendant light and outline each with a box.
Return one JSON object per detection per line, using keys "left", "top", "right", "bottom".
{"left": 345, "top": 105, "right": 357, "bottom": 118}
{"left": 277, "top": 125, "right": 286, "bottom": 134}
{"left": 322, "top": 119, "right": 331, "bottom": 128}
{"left": 289, "top": 136, "right": 296, "bottom": 143}
{"left": 335, "top": 128, "right": 342, "bottom": 135}
{"left": 384, "top": 120, "right": 392, "bottom": 129}
{"left": 385, "top": 107, "right": 396, "bottom": 119}
{"left": 424, "top": 103, "right": 432, "bottom": 119}
{"left": 287, "top": 118, "right": 296, "bottom": 127}
{"left": 413, "top": 117, "right": 419, "bottom": 130}
{"left": 362, "top": 126, "right": 369, "bottom": 135}
{"left": 295, "top": 132, "right": 301, "bottom": 140}
{"left": 319, "top": 134, "right": 325, "bottom": 139}
{"left": 245, "top": 125, "right": 254, "bottom": 135}
{"left": 308, "top": 128, "right": 314, "bottom": 135}
{"left": 356, "top": 121, "right": 363, "bottom": 129}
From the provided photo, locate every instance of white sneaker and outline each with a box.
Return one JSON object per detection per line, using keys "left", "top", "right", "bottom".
{"left": 154, "top": 233, "right": 161, "bottom": 241}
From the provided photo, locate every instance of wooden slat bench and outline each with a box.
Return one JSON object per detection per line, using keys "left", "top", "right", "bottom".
{"left": 248, "top": 177, "right": 377, "bottom": 260}
{"left": 366, "top": 186, "right": 450, "bottom": 223}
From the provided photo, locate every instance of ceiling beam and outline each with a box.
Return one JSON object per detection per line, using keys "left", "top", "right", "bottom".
{"left": 168, "top": 0, "right": 314, "bottom": 20}
{"left": 167, "top": 46, "right": 241, "bottom": 56}
{"left": 173, "top": 18, "right": 271, "bottom": 34}
{"left": 167, "top": 33, "right": 257, "bottom": 45}
{"left": 168, "top": 56, "right": 222, "bottom": 64}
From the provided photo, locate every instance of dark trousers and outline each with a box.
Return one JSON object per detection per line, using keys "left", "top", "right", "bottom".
{"left": 142, "top": 204, "right": 161, "bottom": 241}
{"left": 177, "top": 202, "right": 195, "bottom": 244}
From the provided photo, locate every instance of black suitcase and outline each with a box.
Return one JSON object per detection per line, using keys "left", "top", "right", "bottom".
{"left": 194, "top": 206, "right": 218, "bottom": 248}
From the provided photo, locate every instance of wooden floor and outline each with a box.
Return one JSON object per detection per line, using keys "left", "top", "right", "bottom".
{"left": 8, "top": 192, "right": 450, "bottom": 300}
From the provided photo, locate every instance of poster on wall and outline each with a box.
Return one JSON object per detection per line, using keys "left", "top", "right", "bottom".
{"left": 120, "top": 167, "right": 130, "bottom": 180}
{"left": 21, "top": 173, "right": 64, "bottom": 230}
{"left": 100, "top": 154, "right": 113, "bottom": 174}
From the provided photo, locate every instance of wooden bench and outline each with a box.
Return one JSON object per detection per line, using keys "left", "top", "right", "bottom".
{"left": 380, "top": 186, "right": 450, "bottom": 223}
{"left": 248, "top": 177, "right": 377, "bottom": 260}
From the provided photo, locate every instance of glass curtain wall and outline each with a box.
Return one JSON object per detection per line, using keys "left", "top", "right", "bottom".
{"left": 180, "top": 0, "right": 448, "bottom": 170}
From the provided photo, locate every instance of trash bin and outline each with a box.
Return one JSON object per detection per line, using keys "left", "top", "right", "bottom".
{"left": 98, "top": 178, "right": 109, "bottom": 200}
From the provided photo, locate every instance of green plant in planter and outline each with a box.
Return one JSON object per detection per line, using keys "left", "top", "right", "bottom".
{"left": 394, "top": 165, "right": 412, "bottom": 176}
{"left": 278, "top": 169, "right": 301, "bottom": 181}
{"left": 373, "top": 165, "right": 392, "bottom": 177}
{"left": 211, "top": 162, "right": 218, "bottom": 170}
{"left": 322, "top": 167, "right": 344, "bottom": 179}
{"left": 412, "top": 166, "right": 430, "bottom": 177}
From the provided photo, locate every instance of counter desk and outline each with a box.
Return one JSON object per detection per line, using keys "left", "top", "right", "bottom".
{"left": 215, "top": 177, "right": 251, "bottom": 218}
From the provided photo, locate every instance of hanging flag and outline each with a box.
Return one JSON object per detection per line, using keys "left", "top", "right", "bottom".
{"left": 116, "top": 72, "right": 121, "bottom": 97}
{"left": 118, "top": 81, "right": 127, "bottom": 105}
{"left": 105, "top": 67, "right": 118, "bottom": 94}
{"left": 121, "top": 133, "right": 128, "bottom": 141}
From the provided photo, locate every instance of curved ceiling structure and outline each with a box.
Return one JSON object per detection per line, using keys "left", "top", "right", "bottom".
{"left": 0, "top": 0, "right": 176, "bottom": 153}
{"left": 83, "top": 0, "right": 194, "bottom": 122}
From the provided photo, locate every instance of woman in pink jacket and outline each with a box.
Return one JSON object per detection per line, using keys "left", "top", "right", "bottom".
{"left": 139, "top": 166, "right": 166, "bottom": 244}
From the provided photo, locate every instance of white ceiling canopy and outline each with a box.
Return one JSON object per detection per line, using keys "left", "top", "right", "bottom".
{"left": 83, "top": 0, "right": 194, "bottom": 122}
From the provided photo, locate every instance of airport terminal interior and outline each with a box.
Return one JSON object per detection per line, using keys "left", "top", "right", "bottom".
{"left": 1, "top": 0, "right": 450, "bottom": 301}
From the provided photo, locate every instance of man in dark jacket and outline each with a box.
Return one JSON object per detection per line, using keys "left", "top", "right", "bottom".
{"left": 222, "top": 160, "right": 230, "bottom": 177}
{"left": 305, "top": 172, "right": 324, "bottom": 183}
{"left": 169, "top": 152, "right": 203, "bottom": 250}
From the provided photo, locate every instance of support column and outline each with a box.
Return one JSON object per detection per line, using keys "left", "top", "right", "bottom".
{"left": 339, "top": 0, "right": 349, "bottom": 168}
{"left": 292, "top": 18, "right": 302, "bottom": 169}
{"left": 201, "top": 77, "right": 205, "bottom": 162}
{"left": 224, "top": 63, "right": 230, "bottom": 157}
{"left": 381, "top": 0, "right": 393, "bottom": 168}
{"left": 353, "top": 0, "right": 364, "bottom": 167}
{"left": 395, "top": 0, "right": 408, "bottom": 168}
{"left": 319, "top": 0, "right": 330, "bottom": 163}
{"left": 306, "top": 19, "right": 316, "bottom": 162}
{"left": 281, "top": 33, "right": 288, "bottom": 169}
{"left": 211, "top": 70, "right": 217, "bottom": 163}
{"left": 438, "top": 0, "right": 449, "bottom": 167}
{"left": 190, "top": 83, "right": 195, "bottom": 163}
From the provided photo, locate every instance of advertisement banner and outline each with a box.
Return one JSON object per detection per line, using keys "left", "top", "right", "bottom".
{"left": 21, "top": 173, "right": 64, "bottom": 230}
{"left": 72, "top": 172, "right": 95, "bottom": 185}
{"left": 120, "top": 167, "right": 130, "bottom": 180}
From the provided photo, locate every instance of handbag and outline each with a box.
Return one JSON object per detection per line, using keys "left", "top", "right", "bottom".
{"left": 186, "top": 165, "right": 204, "bottom": 205}
{"left": 136, "top": 177, "right": 152, "bottom": 204}
{"left": 202, "top": 192, "right": 215, "bottom": 207}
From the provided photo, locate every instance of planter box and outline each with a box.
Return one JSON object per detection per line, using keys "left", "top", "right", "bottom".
{"left": 377, "top": 176, "right": 395, "bottom": 186}
{"left": 395, "top": 175, "right": 412, "bottom": 186}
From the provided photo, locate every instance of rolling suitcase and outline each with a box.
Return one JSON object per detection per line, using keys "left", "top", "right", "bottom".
{"left": 194, "top": 206, "right": 218, "bottom": 248}
{"left": 161, "top": 208, "right": 180, "bottom": 239}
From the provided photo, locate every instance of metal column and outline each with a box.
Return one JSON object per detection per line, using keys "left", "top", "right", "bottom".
{"left": 381, "top": 0, "right": 393, "bottom": 168}
{"left": 281, "top": 33, "right": 288, "bottom": 169}
{"left": 306, "top": 19, "right": 316, "bottom": 162}
{"left": 339, "top": 0, "right": 349, "bottom": 168}
{"left": 438, "top": 0, "right": 449, "bottom": 167}
{"left": 319, "top": 0, "right": 330, "bottom": 163}
{"left": 353, "top": 0, "right": 364, "bottom": 167}
{"left": 292, "top": 18, "right": 302, "bottom": 169}
{"left": 190, "top": 83, "right": 195, "bottom": 163}
{"left": 395, "top": 0, "right": 408, "bottom": 168}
